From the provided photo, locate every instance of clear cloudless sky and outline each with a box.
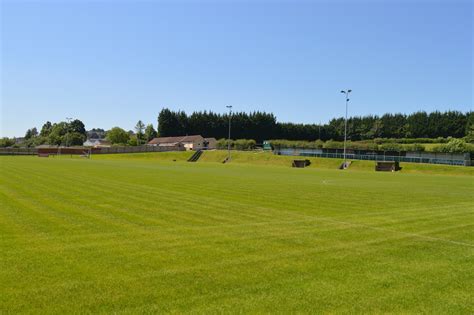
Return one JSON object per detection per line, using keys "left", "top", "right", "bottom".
{"left": 1, "top": 0, "right": 472, "bottom": 137}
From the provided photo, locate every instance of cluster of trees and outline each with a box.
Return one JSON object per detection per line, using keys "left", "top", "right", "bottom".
{"left": 106, "top": 121, "right": 158, "bottom": 145}
{"left": 0, "top": 119, "right": 160, "bottom": 148}
{"left": 0, "top": 138, "right": 16, "bottom": 147}
{"left": 14, "top": 119, "right": 88, "bottom": 147}
{"left": 157, "top": 108, "right": 473, "bottom": 142}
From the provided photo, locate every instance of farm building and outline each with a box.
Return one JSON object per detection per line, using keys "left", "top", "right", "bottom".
{"left": 147, "top": 135, "right": 216, "bottom": 150}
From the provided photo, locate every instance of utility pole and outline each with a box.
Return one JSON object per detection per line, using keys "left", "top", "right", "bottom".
{"left": 340, "top": 90, "right": 352, "bottom": 168}
{"left": 226, "top": 105, "right": 232, "bottom": 161}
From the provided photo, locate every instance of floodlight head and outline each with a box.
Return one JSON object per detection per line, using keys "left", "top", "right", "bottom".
{"left": 340, "top": 90, "right": 345, "bottom": 93}
{"left": 348, "top": 89, "right": 352, "bottom": 93}
{"left": 226, "top": 105, "right": 232, "bottom": 109}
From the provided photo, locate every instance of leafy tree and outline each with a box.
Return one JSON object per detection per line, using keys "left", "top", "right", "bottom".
{"left": 40, "top": 121, "right": 53, "bottom": 136}
{"left": 106, "top": 127, "right": 130, "bottom": 144}
{"left": 48, "top": 133, "right": 63, "bottom": 146}
{"left": 48, "top": 122, "right": 68, "bottom": 145}
{"left": 134, "top": 120, "right": 145, "bottom": 145}
{"left": 67, "top": 132, "right": 86, "bottom": 146}
{"left": 144, "top": 124, "right": 157, "bottom": 141}
{"left": 87, "top": 128, "right": 106, "bottom": 139}
{"left": 464, "top": 112, "right": 474, "bottom": 143}
{"left": 128, "top": 137, "right": 138, "bottom": 146}
{"left": 24, "top": 127, "right": 38, "bottom": 140}
{"left": 69, "top": 119, "right": 86, "bottom": 136}
{"left": 0, "top": 137, "right": 15, "bottom": 147}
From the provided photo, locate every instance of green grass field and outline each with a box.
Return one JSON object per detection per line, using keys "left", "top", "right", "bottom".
{"left": 1, "top": 152, "right": 473, "bottom": 313}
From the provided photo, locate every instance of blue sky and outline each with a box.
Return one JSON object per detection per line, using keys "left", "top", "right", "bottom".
{"left": 1, "top": 0, "right": 472, "bottom": 137}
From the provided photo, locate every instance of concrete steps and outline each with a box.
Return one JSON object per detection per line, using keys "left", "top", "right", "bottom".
{"left": 187, "top": 150, "right": 203, "bottom": 162}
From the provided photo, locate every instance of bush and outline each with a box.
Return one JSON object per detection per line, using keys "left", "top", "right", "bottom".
{"left": 323, "top": 140, "right": 344, "bottom": 149}
{"left": 217, "top": 139, "right": 256, "bottom": 150}
{"left": 403, "top": 143, "right": 425, "bottom": 152}
{"left": 67, "top": 132, "right": 86, "bottom": 146}
{"left": 233, "top": 139, "right": 256, "bottom": 150}
{"left": 348, "top": 142, "right": 378, "bottom": 150}
{"left": 217, "top": 138, "right": 233, "bottom": 149}
{"left": 432, "top": 139, "right": 469, "bottom": 153}
{"left": 373, "top": 137, "right": 449, "bottom": 144}
{"left": 127, "top": 137, "right": 138, "bottom": 146}
{"left": 106, "top": 127, "right": 130, "bottom": 145}
{"left": 379, "top": 143, "right": 403, "bottom": 151}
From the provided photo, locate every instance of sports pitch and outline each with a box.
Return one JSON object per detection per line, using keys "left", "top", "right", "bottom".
{"left": 1, "top": 152, "right": 473, "bottom": 313}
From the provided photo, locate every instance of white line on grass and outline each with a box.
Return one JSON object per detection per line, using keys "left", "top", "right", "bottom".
{"left": 180, "top": 210, "right": 474, "bottom": 248}
{"left": 291, "top": 212, "right": 474, "bottom": 248}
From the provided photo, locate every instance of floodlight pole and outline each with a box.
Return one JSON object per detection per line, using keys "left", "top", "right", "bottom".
{"left": 340, "top": 90, "right": 351, "bottom": 167}
{"left": 226, "top": 106, "right": 232, "bottom": 160}
{"left": 66, "top": 117, "right": 73, "bottom": 147}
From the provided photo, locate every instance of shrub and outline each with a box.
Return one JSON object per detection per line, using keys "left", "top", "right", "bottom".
{"left": 217, "top": 139, "right": 256, "bottom": 150}
{"left": 403, "top": 143, "right": 425, "bottom": 152}
{"left": 348, "top": 142, "right": 378, "bottom": 150}
{"left": 323, "top": 140, "right": 344, "bottom": 149}
{"left": 233, "top": 139, "right": 256, "bottom": 150}
{"left": 432, "top": 139, "right": 469, "bottom": 153}
{"left": 379, "top": 143, "right": 403, "bottom": 151}
{"left": 216, "top": 138, "right": 232, "bottom": 149}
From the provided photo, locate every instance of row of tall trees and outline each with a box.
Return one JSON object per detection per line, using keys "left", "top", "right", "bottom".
{"left": 158, "top": 109, "right": 473, "bottom": 142}
{"left": 158, "top": 109, "right": 278, "bottom": 142}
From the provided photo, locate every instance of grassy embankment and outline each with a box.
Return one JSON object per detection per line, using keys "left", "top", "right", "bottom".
{"left": 92, "top": 150, "right": 474, "bottom": 176}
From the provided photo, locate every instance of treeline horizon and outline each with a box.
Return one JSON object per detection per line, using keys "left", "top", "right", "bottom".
{"left": 158, "top": 108, "right": 473, "bottom": 143}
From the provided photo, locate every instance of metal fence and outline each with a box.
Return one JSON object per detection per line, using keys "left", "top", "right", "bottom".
{"left": 276, "top": 148, "right": 471, "bottom": 166}
{"left": 0, "top": 145, "right": 185, "bottom": 156}
{"left": 0, "top": 148, "right": 38, "bottom": 155}
{"left": 96, "top": 146, "right": 184, "bottom": 154}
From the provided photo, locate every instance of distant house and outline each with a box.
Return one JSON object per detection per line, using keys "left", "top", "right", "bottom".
{"left": 147, "top": 135, "right": 216, "bottom": 150}
{"left": 203, "top": 137, "right": 217, "bottom": 150}
{"left": 14, "top": 137, "right": 25, "bottom": 144}
{"left": 83, "top": 139, "right": 111, "bottom": 148}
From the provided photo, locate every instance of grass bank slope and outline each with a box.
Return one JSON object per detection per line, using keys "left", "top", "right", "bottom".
{"left": 91, "top": 150, "right": 473, "bottom": 176}
{"left": 200, "top": 150, "right": 473, "bottom": 176}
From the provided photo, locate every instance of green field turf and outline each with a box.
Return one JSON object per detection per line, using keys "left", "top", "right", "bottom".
{"left": 1, "top": 153, "right": 473, "bottom": 313}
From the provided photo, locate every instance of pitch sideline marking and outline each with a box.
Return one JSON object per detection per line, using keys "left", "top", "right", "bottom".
{"left": 292, "top": 212, "right": 474, "bottom": 248}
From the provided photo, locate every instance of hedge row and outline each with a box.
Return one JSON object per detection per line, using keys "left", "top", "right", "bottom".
{"left": 216, "top": 139, "right": 256, "bottom": 150}
{"left": 269, "top": 139, "right": 474, "bottom": 153}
